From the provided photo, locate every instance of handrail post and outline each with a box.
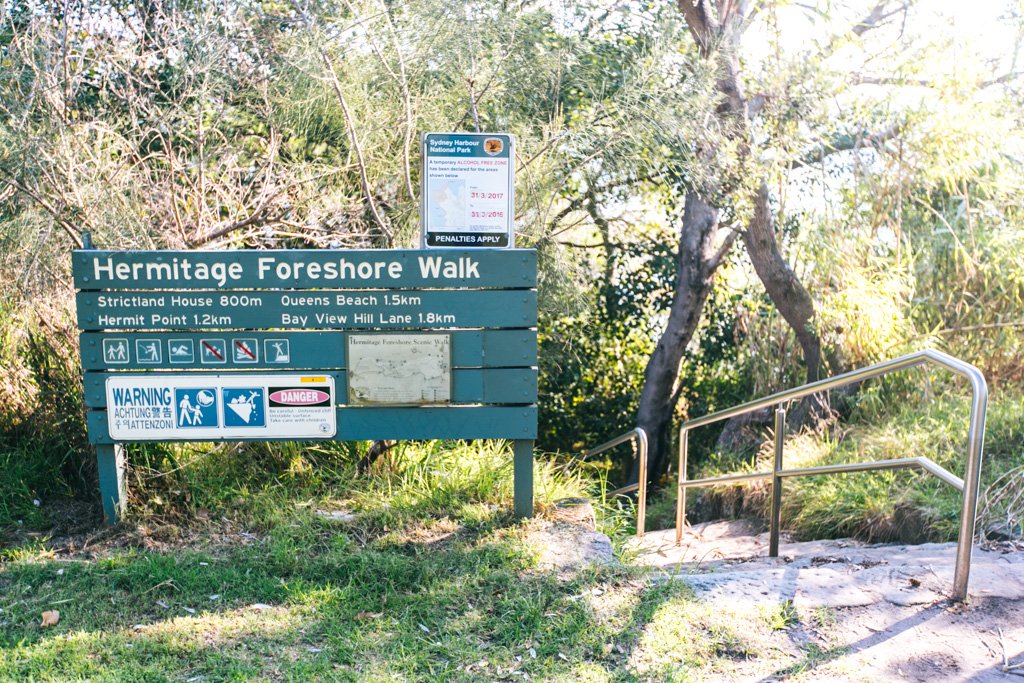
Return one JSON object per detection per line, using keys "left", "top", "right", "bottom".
{"left": 666, "top": 349, "right": 987, "bottom": 602}
{"left": 769, "top": 407, "right": 786, "bottom": 557}
{"left": 636, "top": 429, "right": 649, "bottom": 538}
{"left": 676, "top": 427, "right": 689, "bottom": 546}
{"left": 952, "top": 365, "right": 988, "bottom": 601}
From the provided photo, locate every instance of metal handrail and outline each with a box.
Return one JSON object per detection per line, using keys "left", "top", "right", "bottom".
{"left": 584, "top": 428, "right": 648, "bottom": 537}
{"left": 673, "top": 349, "right": 987, "bottom": 602}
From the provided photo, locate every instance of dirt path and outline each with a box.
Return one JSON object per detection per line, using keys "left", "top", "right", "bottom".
{"left": 628, "top": 522, "right": 1024, "bottom": 681}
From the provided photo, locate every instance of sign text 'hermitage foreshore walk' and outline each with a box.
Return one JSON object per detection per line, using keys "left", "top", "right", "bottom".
{"left": 74, "top": 245, "right": 539, "bottom": 525}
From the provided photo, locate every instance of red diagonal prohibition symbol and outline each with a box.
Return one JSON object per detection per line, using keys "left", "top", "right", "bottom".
{"left": 202, "top": 341, "right": 224, "bottom": 361}
{"left": 234, "top": 340, "right": 255, "bottom": 359}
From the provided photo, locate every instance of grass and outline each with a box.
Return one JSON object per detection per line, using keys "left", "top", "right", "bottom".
{"left": 0, "top": 439, "right": 844, "bottom": 682}
{"left": 645, "top": 387, "right": 1024, "bottom": 544}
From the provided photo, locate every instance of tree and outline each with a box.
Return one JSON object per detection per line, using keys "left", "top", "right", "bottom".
{"left": 631, "top": 0, "right": 932, "bottom": 485}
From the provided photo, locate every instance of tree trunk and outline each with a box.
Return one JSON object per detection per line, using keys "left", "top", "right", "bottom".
{"left": 630, "top": 1, "right": 828, "bottom": 489}
{"left": 743, "top": 182, "right": 829, "bottom": 422}
{"left": 743, "top": 183, "right": 822, "bottom": 383}
{"left": 632, "top": 191, "right": 729, "bottom": 485}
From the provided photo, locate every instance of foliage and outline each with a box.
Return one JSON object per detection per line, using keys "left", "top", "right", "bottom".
{"left": 0, "top": 0, "right": 1022, "bottom": 565}
{"left": 0, "top": 299, "right": 92, "bottom": 528}
{"left": 538, "top": 225, "right": 750, "bottom": 479}
{"left": 654, "top": 388, "right": 1024, "bottom": 544}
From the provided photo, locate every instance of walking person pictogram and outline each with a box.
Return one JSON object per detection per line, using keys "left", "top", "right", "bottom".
{"left": 178, "top": 393, "right": 195, "bottom": 426}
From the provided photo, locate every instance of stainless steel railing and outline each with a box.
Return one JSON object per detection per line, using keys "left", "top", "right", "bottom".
{"left": 584, "top": 428, "right": 648, "bottom": 536}
{"left": 672, "top": 349, "right": 987, "bottom": 602}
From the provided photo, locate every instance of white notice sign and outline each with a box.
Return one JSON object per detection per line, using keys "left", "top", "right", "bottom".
{"left": 422, "top": 132, "right": 514, "bottom": 248}
{"left": 105, "top": 374, "right": 336, "bottom": 440}
{"left": 348, "top": 334, "right": 451, "bottom": 404}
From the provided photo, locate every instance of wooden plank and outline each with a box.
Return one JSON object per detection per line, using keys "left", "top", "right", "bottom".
{"left": 81, "top": 368, "right": 537, "bottom": 408}
{"left": 76, "top": 289, "right": 537, "bottom": 331}
{"left": 87, "top": 406, "right": 538, "bottom": 443}
{"left": 73, "top": 249, "right": 537, "bottom": 290}
{"left": 79, "top": 330, "right": 537, "bottom": 370}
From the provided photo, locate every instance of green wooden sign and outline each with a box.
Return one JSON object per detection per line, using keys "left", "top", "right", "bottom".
{"left": 74, "top": 246, "right": 538, "bottom": 526}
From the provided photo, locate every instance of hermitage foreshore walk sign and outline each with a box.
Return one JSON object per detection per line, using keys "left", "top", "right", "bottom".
{"left": 74, "top": 242, "right": 538, "bottom": 525}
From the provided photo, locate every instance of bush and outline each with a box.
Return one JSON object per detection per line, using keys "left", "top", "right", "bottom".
{"left": 0, "top": 299, "right": 92, "bottom": 528}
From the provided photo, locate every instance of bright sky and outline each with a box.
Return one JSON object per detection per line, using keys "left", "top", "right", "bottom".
{"left": 767, "top": 0, "right": 1020, "bottom": 78}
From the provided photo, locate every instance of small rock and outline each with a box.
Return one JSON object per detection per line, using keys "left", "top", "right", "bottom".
{"left": 530, "top": 521, "right": 616, "bottom": 577}
{"left": 984, "top": 521, "right": 1022, "bottom": 542}
{"left": 549, "top": 498, "right": 596, "bottom": 529}
{"left": 315, "top": 509, "right": 356, "bottom": 524}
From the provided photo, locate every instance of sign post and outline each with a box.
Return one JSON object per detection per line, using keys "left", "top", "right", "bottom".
{"left": 74, "top": 245, "right": 538, "bottom": 525}
{"left": 421, "top": 132, "right": 515, "bottom": 248}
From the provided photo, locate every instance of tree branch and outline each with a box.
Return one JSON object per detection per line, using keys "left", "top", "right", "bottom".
{"left": 676, "top": 0, "right": 719, "bottom": 56}
{"left": 790, "top": 123, "right": 900, "bottom": 169}
{"left": 852, "top": 71, "right": 1023, "bottom": 88}
{"left": 318, "top": 47, "right": 394, "bottom": 246}
{"left": 820, "top": 1, "right": 913, "bottom": 59}
{"left": 0, "top": 170, "right": 83, "bottom": 248}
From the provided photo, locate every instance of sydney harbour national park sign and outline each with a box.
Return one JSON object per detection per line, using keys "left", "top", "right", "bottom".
{"left": 74, "top": 245, "right": 538, "bottom": 525}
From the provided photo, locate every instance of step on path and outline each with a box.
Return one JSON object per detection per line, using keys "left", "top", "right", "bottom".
{"left": 627, "top": 521, "right": 1024, "bottom": 681}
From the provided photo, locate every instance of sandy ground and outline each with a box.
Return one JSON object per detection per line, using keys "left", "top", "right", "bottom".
{"left": 627, "top": 521, "right": 1024, "bottom": 681}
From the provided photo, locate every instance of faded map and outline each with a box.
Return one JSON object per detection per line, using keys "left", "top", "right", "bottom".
{"left": 348, "top": 334, "right": 451, "bottom": 404}
{"left": 428, "top": 179, "right": 466, "bottom": 228}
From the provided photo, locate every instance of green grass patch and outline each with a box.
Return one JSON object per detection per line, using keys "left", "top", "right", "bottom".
{"left": 0, "top": 439, "right": 838, "bottom": 681}
{"left": 645, "top": 388, "right": 1024, "bottom": 544}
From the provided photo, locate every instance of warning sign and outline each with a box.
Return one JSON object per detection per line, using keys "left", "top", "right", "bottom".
{"left": 421, "top": 132, "right": 515, "bottom": 248}
{"left": 105, "top": 375, "right": 335, "bottom": 440}
{"left": 223, "top": 387, "right": 266, "bottom": 427}
{"left": 174, "top": 388, "right": 218, "bottom": 428}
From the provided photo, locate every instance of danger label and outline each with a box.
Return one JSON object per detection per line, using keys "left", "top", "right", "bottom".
{"left": 269, "top": 388, "right": 332, "bottom": 406}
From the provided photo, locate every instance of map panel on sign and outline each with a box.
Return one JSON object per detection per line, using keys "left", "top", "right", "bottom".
{"left": 348, "top": 334, "right": 451, "bottom": 405}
